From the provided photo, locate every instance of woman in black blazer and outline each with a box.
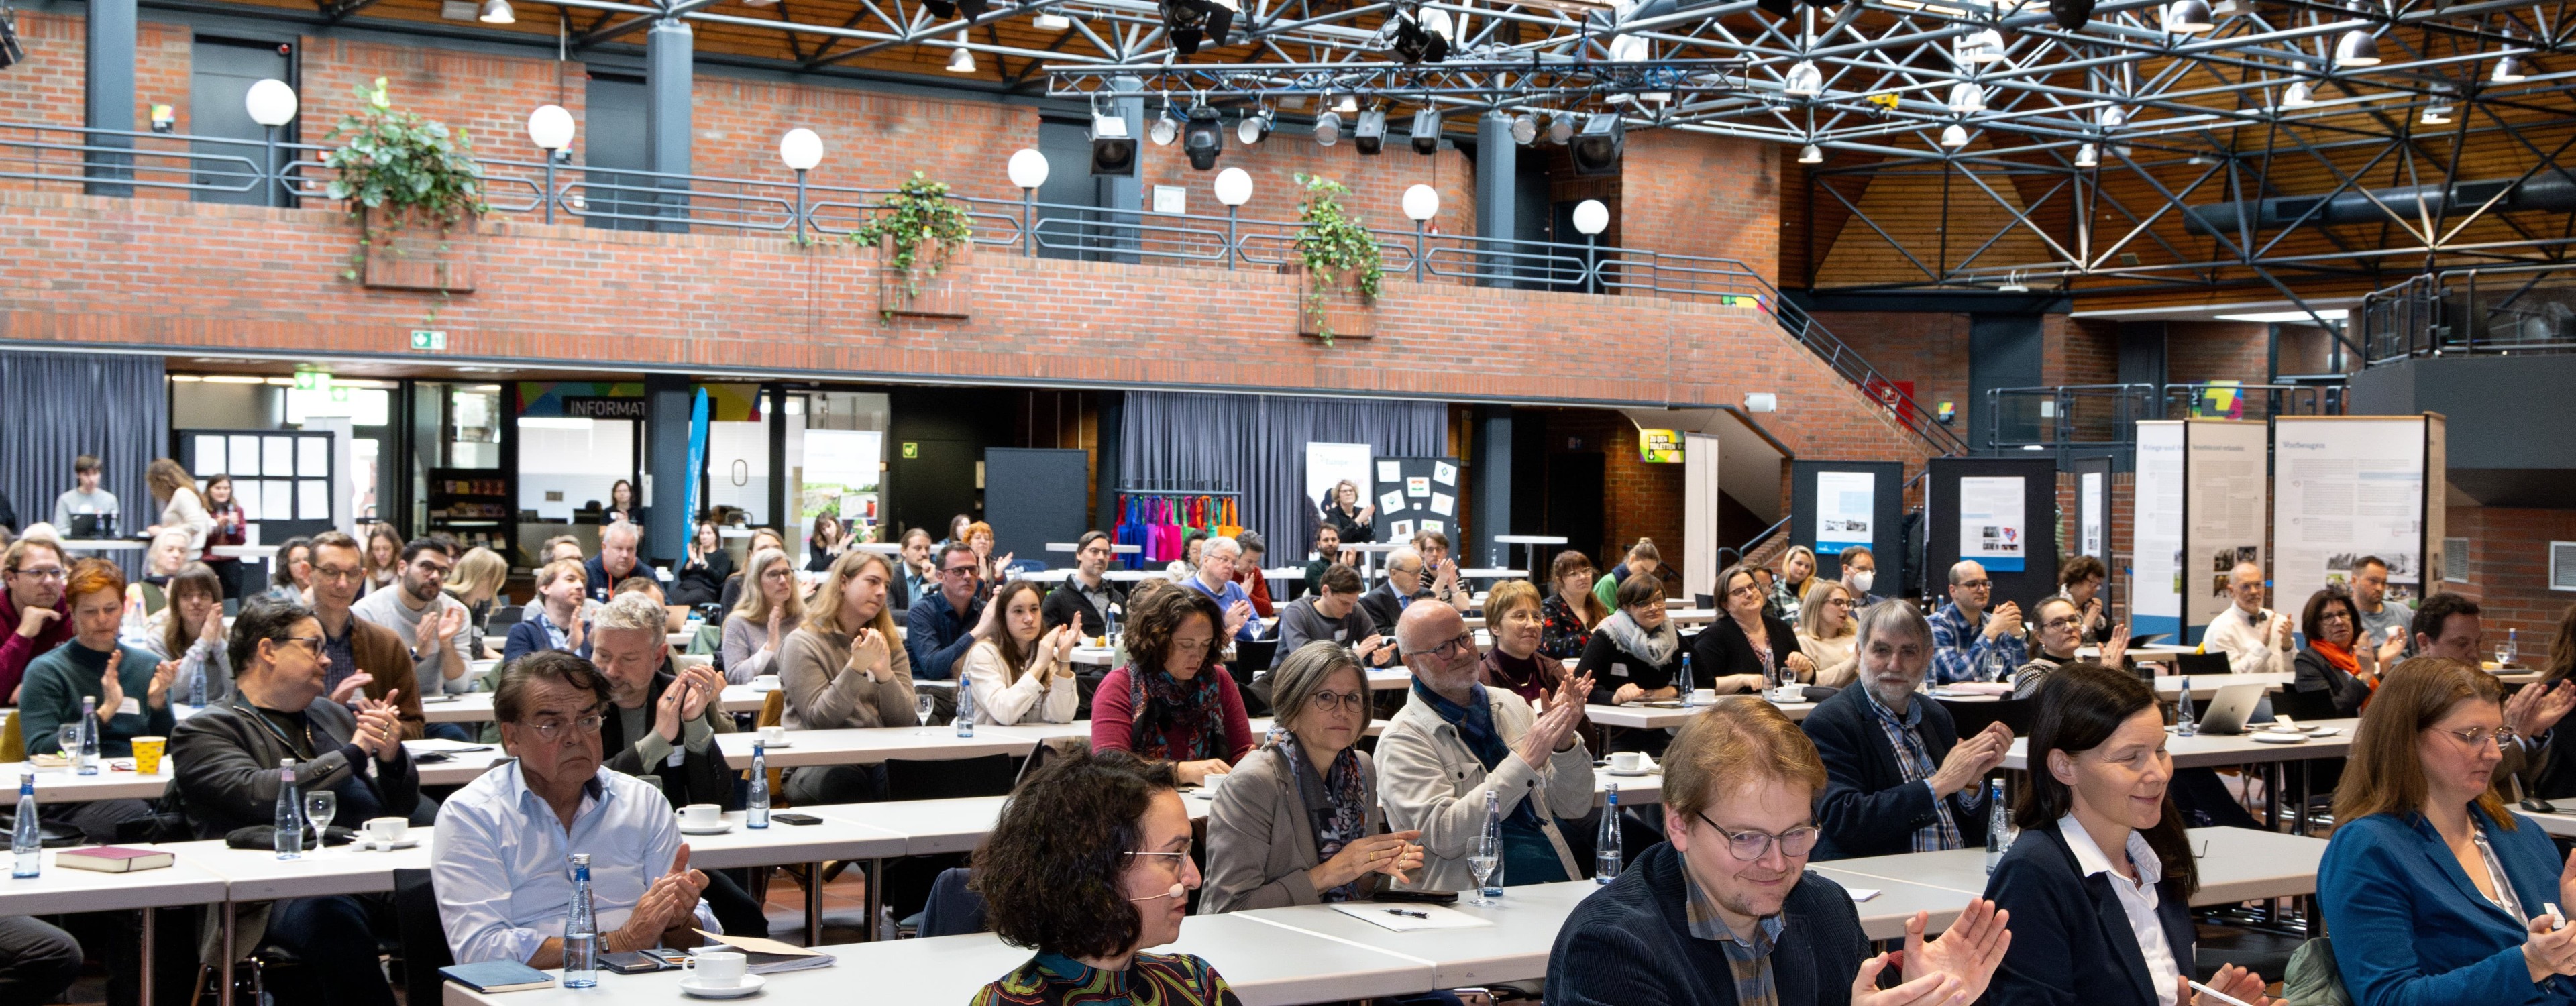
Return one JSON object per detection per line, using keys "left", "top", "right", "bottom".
{"left": 1984, "top": 661, "right": 2276, "bottom": 1006}
{"left": 1692, "top": 564, "right": 1813, "bottom": 693}
{"left": 1576, "top": 573, "right": 1687, "bottom": 707}
{"left": 2290, "top": 589, "right": 2379, "bottom": 718}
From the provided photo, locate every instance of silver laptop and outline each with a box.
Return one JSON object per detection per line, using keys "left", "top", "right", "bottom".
{"left": 2195, "top": 683, "right": 2270, "bottom": 736}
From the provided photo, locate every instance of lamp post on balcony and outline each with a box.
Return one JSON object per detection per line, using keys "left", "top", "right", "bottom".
{"left": 778, "top": 129, "right": 823, "bottom": 243}
{"left": 1006, "top": 148, "right": 1049, "bottom": 257}
{"left": 1213, "top": 168, "right": 1252, "bottom": 269}
{"left": 526, "top": 105, "right": 575, "bottom": 223}
{"left": 244, "top": 80, "right": 298, "bottom": 208}
{"left": 1572, "top": 198, "right": 1609, "bottom": 292}
{"left": 1401, "top": 184, "right": 1440, "bottom": 282}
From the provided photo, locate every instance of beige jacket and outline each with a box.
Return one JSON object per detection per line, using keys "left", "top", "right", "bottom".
{"left": 777, "top": 623, "right": 918, "bottom": 730}
{"left": 1798, "top": 630, "right": 1859, "bottom": 687}
{"left": 1375, "top": 685, "right": 1592, "bottom": 893}
{"left": 1200, "top": 744, "right": 1388, "bottom": 913}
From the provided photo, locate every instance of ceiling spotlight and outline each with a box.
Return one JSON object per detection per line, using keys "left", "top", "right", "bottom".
{"left": 1032, "top": 9, "right": 1071, "bottom": 30}
{"left": 1955, "top": 28, "right": 2006, "bottom": 64}
{"left": 1150, "top": 107, "right": 1180, "bottom": 146}
{"left": 1570, "top": 113, "right": 1623, "bottom": 175}
{"left": 1334, "top": 93, "right": 1360, "bottom": 114}
{"left": 922, "top": 0, "right": 990, "bottom": 17}
{"left": 2210, "top": 0, "right": 2251, "bottom": 14}
{"left": 2492, "top": 55, "right": 2527, "bottom": 84}
{"left": 476, "top": 0, "right": 514, "bottom": 23}
{"left": 1353, "top": 107, "right": 1388, "bottom": 155}
{"left": 1940, "top": 123, "right": 1969, "bottom": 148}
{"left": 2160, "top": 0, "right": 2213, "bottom": 34}
{"left": 1088, "top": 111, "right": 1136, "bottom": 176}
{"left": 1389, "top": 7, "right": 1452, "bottom": 63}
{"left": 1548, "top": 113, "right": 1576, "bottom": 145}
{"left": 1314, "top": 110, "right": 1342, "bottom": 146}
{"left": 1799, "top": 143, "right": 1823, "bottom": 164}
{"left": 1183, "top": 106, "right": 1224, "bottom": 170}
{"left": 2050, "top": 0, "right": 2094, "bottom": 29}
{"left": 2420, "top": 99, "right": 2453, "bottom": 125}
{"left": 2279, "top": 80, "right": 2313, "bottom": 108}
{"left": 1607, "top": 34, "right": 1648, "bottom": 62}
{"left": 2333, "top": 28, "right": 2380, "bottom": 68}
{"left": 2074, "top": 142, "right": 2097, "bottom": 167}
{"left": 1237, "top": 107, "right": 1273, "bottom": 144}
{"left": 1510, "top": 112, "right": 1538, "bottom": 145}
{"left": 2098, "top": 105, "right": 2128, "bottom": 131}
{"left": 1949, "top": 82, "right": 1984, "bottom": 113}
{"left": 1784, "top": 60, "right": 1823, "bottom": 97}
{"left": 945, "top": 34, "right": 977, "bottom": 73}
{"left": 1412, "top": 108, "right": 1442, "bottom": 154}
{"left": 1159, "top": 0, "right": 1238, "bottom": 55}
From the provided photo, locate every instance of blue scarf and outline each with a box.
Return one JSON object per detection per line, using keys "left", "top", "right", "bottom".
{"left": 1413, "top": 679, "right": 1543, "bottom": 832}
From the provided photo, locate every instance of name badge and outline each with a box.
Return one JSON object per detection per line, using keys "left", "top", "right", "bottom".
{"left": 1332, "top": 630, "right": 1347, "bottom": 642}
{"left": 1611, "top": 664, "right": 1630, "bottom": 678}
{"left": 119, "top": 696, "right": 143, "bottom": 717}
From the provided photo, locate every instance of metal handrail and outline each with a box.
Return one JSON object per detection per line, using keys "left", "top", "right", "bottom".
{"left": 2360, "top": 264, "right": 2576, "bottom": 366}
{"left": 1713, "top": 515, "right": 1794, "bottom": 574}
{"left": 1983, "top": 380, "right": 2347, "bottom": 460}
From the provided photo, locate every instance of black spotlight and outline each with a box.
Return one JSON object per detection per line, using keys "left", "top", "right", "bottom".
{"left": 1570, "top": 113, "right": 1623, "bottom": 175}
{"left": 1389, "top": 11, "right": 1451, "bottom": 63}
{"left": 1756, "top": 0, "right": 1796, "bottom": 16}
{"left": 1089, "top": 111, "right": 1137, "bottom": 176}
{"left": 1161, "top": 0, "right": 1236, "bottom": 54}
{"left": 925, "top": 0, "right": 987, "bottom": 17}
{"left": 2051, "top": 0, "right": 2094, "bottom": 28}
{"left": 1183, "top": 107, "right": 1224, "bottom": 170}
{"left": 1352, "top": 107, "right": 1389, "bottom": 155}
{"left": 1411, "top": 108, "right": 1442, "bottom": 154}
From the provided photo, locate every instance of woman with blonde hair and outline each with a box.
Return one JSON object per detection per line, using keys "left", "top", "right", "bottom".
{"left": 960, "top": 579, "right": 1079, "bottom": 725}
{"left": 443, "top": 546, "right": 509, "bottom": 664}
{"left": 1593, "top": 537, "right": 1665, "bottom": 612}
{"left": 1479, "top": 579, "right": 1561, "bottom": 704}
{"left": 720, "top": 546, "right": 804, "bottom": 685}
{"left": 779, "top": 549, "right": 919, "bottom": 803}
{"left": 1774, "top": 544, "right": 1820, "bottom": 622}
{"left": 1796, "top": 580, "right": 1862, "bottom": 687}
{"left": 143, "top": 459, "right": 213, "bottom": 554}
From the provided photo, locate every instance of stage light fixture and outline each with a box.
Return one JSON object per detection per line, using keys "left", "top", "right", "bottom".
{"left": 1089, "top": 111, "right": 1137, "bottom": 176}
{"left": 1411, "top": 108, "right": 1442, "bottom": 154}
{"left": 2160, "top": 0, "right": 2212, "bottom": 34}
{"left": 2333, "top": 28, "right": 2380, "bottom": 68}
{"left": 1150, "top": 107, "right": 1181, "bottom": 146}
{"left": 2074, "top": 143, "right": 2097, "bottom": 167}
{"left": 1334, "top": 93, "right": 1360, "bottom": 113}
{"left": 946, "top": 34, "right": 978, "bottom": 73}
{"left": 2050, "top": 0, "right": 2093, "bottom": 30}
{"left": 1389, "top": 7, "right": 1452, "bottom": 63}
{"left": 1569, "top": 113, "right": 1623, "bottom": 175}
{"left": 1955, "top": 29, "right": 2006, "bottom": 64}
{"left": 1940, "top": 124, "right": 1968, "bottom": 148}
{"left": 2491, "top": 55, "right": 2526, "bottom": 83}
{"left": 1799, "top": 144, "right": 1822, "bottom": 164}
{"left": 2279, "top": 80, "right": 2313, "bottom": 107}
{"left": 1548, "top": 113, "right": 1576, "bottom": 145}
{"left": 1510, "top": 112, "right": 1537, "bottom": 145}
{"left": 1160, "top": 0, "right": 1238, "bottom": 55}
{"left": 1784, "top": 60, "right": 1823, "bottom": 97}
{"left": 1314, "top": 110, "right": 1343, "bottom": 146}
{"left": 1948, "top": 82, "right": 1984, "bottom": 113}
{"left": 1353, "top": 107, "right": 1388, "bottom": 155}
{"left": 1183, "top": 106, "right": 1224, "bottom": 169}
{"left": 923, "top": 0, "right": 990, "bottom": 17}
{"left": 1238, "top": 107, "right": 1273, "bottom": 144}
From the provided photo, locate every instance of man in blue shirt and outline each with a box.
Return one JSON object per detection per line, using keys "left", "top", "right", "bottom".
{"left": 905, "top": 542, "right": 991, "bottom": 681}
{"left": 1927, "top": 560, "right": 2025, "bottom": 685}
{"left": 1181, "top": 535, "right": 1258, "bottom": 641}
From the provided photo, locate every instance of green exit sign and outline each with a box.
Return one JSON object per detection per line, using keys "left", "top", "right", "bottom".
{"left": 410, "top": 329, "right": 448, "bottom": 351}
{"left": 900, "top": 442, "right": 919, "bottom": 459}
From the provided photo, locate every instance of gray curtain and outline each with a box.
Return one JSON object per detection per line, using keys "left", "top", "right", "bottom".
{"left": 1118, "top": 391, "right": 1446, "bottom": 562}
{"left": 0, "top": 351, "right": 167, "bottom": 577}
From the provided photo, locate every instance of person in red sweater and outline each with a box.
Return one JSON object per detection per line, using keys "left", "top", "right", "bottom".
{"left": 1090, "top": 586, "right": 1252, "bottom": 786}
{"left": 1232, "top": 530, "right": 1275, "bottom": 620}
{"left": 0, "top": 538, "right": 75, "bottom": 703}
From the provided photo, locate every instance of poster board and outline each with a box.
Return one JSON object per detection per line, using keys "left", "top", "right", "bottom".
{"left": 2272, "top": 414, "right": 2444, "bottom": 618}
{"left": 1371, "top": 456, "right": 1463, "bottom": 546}
{"left": 2072, "top": 455, "right": 2112, "bottom": 562}
{"left": 178, "top": 427, "right": 339, "bottom": 545}
{"left": 2182, "top": 420, "right": 2271, "bottom": 636}
{"left": 1303, "top": 442, "right": 1375, "bottom": 550}
{"left": 1790, "top": 461, "right": 1907, "bottom": 592}
{"left": 1924, "top": 457, "right": 2058, "bottom": 608}
{"left": 800, "top": 429, "right": 882, "bottom": 552}
{"left": 2131, "top": 422, "right": 2186, "bottom": 641}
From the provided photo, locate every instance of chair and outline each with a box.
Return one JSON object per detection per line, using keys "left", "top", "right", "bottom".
{"left": 1935, "top": 696, "right": 2034, "bottom": 738}
{"left": 2267, "top": 683, "right": 2344, "bottom": 722}
{"left": 392, "top": 869, "right": 453, "bottom": 1006}
{"left": 2174, "top": 652, "right": 2233, "bottom": 677}
{"left": 915, "top": 867, "right": 989, "bottom": 938}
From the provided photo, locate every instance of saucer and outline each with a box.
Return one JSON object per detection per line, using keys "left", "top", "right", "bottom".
{"left": 1607, "top": 768, "right": 1655, "bottom": 777}
{"left": 360, "top": 837, "right": 421, "bottom": 851}
{"left": 678, "top": 974, "right": 765, "bottom": 999}
{"left": 752, "top": 738, "right": 794, "bottom": 749}
{"left": 678, "top": 821, "right": 735, "bottom": 835}
{"left": 2249, "top": 732, "right": 2309, "bottom": 744}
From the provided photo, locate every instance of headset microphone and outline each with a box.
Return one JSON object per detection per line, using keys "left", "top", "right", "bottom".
{"left": 1130, "top": 883, "right": 1187, "bottom": 902}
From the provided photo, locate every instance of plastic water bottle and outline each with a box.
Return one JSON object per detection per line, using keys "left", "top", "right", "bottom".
{"left": 747, "top": 742, "right": 771, "bottom": 830}
{"left": 2176, "top": 678, "right": 2198, "bottom": 737}
{"left": 2506, "top": 628, "right": 2521, "bottom": 667}
{"left": 1676, "top": 653, "right": 1697, "bottom": 708}
{"left": 564, "top": 853, "right": 600, "bottom": 988}
{"left": 188, "top": 659, "right": 207, "bottom": 708}
{"left": 955, "top": 684, "right": 976, "bottom": 737}
{"left": 13, "top": 773, "right": 42, "bottom": 879}
{"left": 74, "top": 698, "right": 99, "bottom": 776}
{"left": 273, "top": 759, "right": 302, "bottom": 860}
{"left": 1595, "top": 785, "right": 1623, "bottom": 884}
{"left": 1985, "top": 777, "right": 2011, "bottom": 874}
{"left": 1479, "top": 789, "right": 1505, "bottom": 899}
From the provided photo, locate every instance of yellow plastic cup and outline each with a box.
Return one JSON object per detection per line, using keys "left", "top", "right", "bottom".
{"left": 131, "top": 736, "right": 166, "bottom": 775}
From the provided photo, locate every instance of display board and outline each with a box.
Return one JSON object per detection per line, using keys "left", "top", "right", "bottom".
{"left": 2072, "top": 455, "right": 2112, "bottom": 563}
{"left": 177, "top": 427, "right": 340, "bottom": 544}
{"left": 1790, "top": 461, "right": 1907, "bottom": 592}
{"left": 2272, "top": 414, "right": 2445, "bottom": 618}
{"left": 2131, "top": 422, "right": 2186, "bottom": 641}
{"left": 2182, "top": 421, "right": 2271, "bottom": 635}
{"left": 1683, "top": 433, "right": 1720, "bottom": 598}
{"left": 801, "top": 429, "right": 883, "bottom": 547}
{"left": 983, "top": 449, "right": 1091, "bottom": 567}
{"left": 1370, "top": 456, "right": 1463, "bottom": 545}
{"left": 1923, "top": 457, "right": 2058, "bottom": 607}
{"left": 1303, "top": 442, "right": 1375, "bottom": 543}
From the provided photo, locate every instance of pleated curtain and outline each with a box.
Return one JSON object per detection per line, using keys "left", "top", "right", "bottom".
{"left": 0, "top": 351, "right": 168, "bottom": 577}
{"left": 1118, "top": 391, "right": 1446, "bottom": 559}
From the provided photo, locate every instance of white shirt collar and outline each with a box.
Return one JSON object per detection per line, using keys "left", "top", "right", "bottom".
{"left": 2057, "top": 811, "right": 2163, "bottom": 887}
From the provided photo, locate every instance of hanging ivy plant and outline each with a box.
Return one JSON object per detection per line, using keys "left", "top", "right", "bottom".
{"left": 1291, "top": 173, "right": 1384, "bottom": 345}
{"left": 851, "top": 172, "right": 976, "bottom": 319}
{"left": 320, "top": 78, "right": 488, "bottom": 286}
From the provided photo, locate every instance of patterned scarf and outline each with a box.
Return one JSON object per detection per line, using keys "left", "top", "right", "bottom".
{"left": 1598, "top": 610, "right": 1680, "bottom": 667}
{"left": 1277, "top": 735, "right": 1371, "bottom": 902}
{"left": 1126, "top": 665, "right": 1229, "bottom": 763}
{"left": 1413, "top": 679, "right": 1542, "bottom": 830}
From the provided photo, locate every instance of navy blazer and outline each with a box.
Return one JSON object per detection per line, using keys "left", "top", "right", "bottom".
{"left": 500, "top": 616, "right": 591, "bottom": 667}
{"left": 1801, "top": 684, "right": 1988, "bottom": 860}
{"left": 1545, "top": 841, "right": 1867, "bottom": 1006}
{"left": 1982, "top": 821, "right": 2196, "bottom": 1006}
{"left": 2319, "top": 809, "right": 2576, "bottom": 1006}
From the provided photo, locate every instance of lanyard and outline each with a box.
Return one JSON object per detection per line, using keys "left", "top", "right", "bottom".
{"left": 229, "top": 695, "right": 320, "bottom": 762}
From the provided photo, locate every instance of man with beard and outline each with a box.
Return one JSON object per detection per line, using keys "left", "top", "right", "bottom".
{"left": 1803, "top": 600, "right": 2012, "bottom": 860}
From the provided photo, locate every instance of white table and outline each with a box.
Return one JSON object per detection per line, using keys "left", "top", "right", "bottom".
{"left": 58, "top": 538, "right": 144, "bottom": 552}
{"left": 0, "top": 849, "right": 228, "bottom": 1005}
{"left": 1999, "top": 719, "right": 2357, "bottom": 770}
{"left": 1587, "top": 697, "right": 1817, "bottom": 729}
{"left": 715, "top": 726, "right": 1036, "bottom": 769}
{"left": 418, "top": 685, "right": 766, "bottom": 724}
{"left": 10, "top": 761, "right": 176, "bottom": 803}
{"left": 1808, "top": 868, "right": 2001, "bottom": 940}
{"left": 209, "top": 545, "right": 279, "bottom": 559}
{"left": 1232, "top": 879, "right": 1598, "bottom": 990}
{"left": 1595, "top": 766, "right": 1662, "bottom": 805}
{"left": 1819, "top": 826, "right": 2330, "bottom": 905}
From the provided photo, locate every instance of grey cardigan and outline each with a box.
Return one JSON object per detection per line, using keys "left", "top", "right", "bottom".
{"left": 1375, "top": 685, "right": 1593, "bottom": 893}
{"left": 1199, "top": 743, "right": 1387, "bottom": 913}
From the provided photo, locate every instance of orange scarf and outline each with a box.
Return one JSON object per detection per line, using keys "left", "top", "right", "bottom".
{"left": 2312, "top": 640, "right": 2375, "bottom": 695}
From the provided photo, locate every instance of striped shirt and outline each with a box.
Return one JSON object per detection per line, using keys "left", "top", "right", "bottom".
{"left": 1862, "top": 687, "right": 1980, "bottom": 852}
{"left": 1680, "top": 848, "right": 1786, "bottom": 1006}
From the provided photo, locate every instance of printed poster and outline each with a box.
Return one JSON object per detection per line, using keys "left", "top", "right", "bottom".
{"left": 1305, "top": 443, "right": 1377, "bottom": 526}
{"left": 1406, "top": 477, "right": 1431, "bottom": 498}
{"left": 1431, "top": 461, "right": 1458, "bottom": 486}
{"left": 1814, "top": 471, "right": 1874, "bottom": 555}
{"left": 2079, "top": 471, "right": 2106, "bottom": 559}
{"left": 1957, "top": 476, "right": 2025, "bottom": 572}
{"left": 2273, "top": 416, "right": 2431, "bottom": 614}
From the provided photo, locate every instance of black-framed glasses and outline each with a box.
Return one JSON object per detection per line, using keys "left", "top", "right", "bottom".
{"left": 1404, "top": 633, "right": 1476, "bottom": 659}
{"left": 941, "top": 565, "right": 979, "bottom": 578}
{"left": 278, "top": 636, "right": 326, "bottom": 656}
{"left": 1695, "top": 810, "right": 1822, "bottom": 861}
{"left": 1955, "top": 579, "right": 1992, "bottom": 590}
{"left": 519, "top": 714, "right": 606, "bottom": 742}
{"left": 1307, "top": 688, "right": 1368, "bottom": 714}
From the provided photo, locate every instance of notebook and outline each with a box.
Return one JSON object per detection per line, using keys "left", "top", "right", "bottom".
{"left": 56, "top": 846, "right": 175, "bottom": 873}
{"left": 691, "top": 930, "right": 837, "bottom": 974}
{"left": 438, "top": 960, "right": 556, "bottom": 993}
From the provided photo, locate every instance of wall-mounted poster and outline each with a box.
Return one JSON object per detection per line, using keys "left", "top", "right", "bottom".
{"left": 2273, "top": 415, "right": 2440, "bottom": 616}
{"left": 1305, "top": 443, "right": 1377, "bottom": 534}
{"left": 1957, "top": 476, "right": 2027, "bottom": 572}
{"left": 1638, "top": 429, "right": 1685, "bottom": 464}
{"left": 2131, "top": 422, "right": 2186, "bottom": 639}
{"left": 2182, "top": 421, "right": 2269, "bottom": 631}
{"left": 1814, "top": 471, "right": 1874, "bottom": 556}
{"left": 2079, "top": 469, "right": 2106, "bottom": 559}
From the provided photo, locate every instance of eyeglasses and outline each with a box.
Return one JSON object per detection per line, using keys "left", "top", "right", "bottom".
{"left": 2434, "top": 726, "right": 2518, "bottom": 748}
{"left": 1403, "top": 633, "right": 1477, "bottom": 659}
{"left": 278, "top": 636, "right": 326, "bottom": 656}
{"left": 2316, "top": 611, "right": 2351, "bottom": 624}
{"left": 1827, "top": 598, "right": 1855, "bottom": 608}
{"left": 1306, "top": 688, "right": 1368, "bottom": 714}
{"left": 940, "top": 565, "right": 979, "bottom": 578}
{"left": 1695, "top": 810, "right": 1823, "bottom": 861}
{"left": 10, "top": 567, "right": 66, "bottom": 581}
{"left": 2043, "top": 616, "right": 2082, "bottom": 630}
{"left": 1125, "top": 845, "right": 1193, "bottom": 875}
{"left": 312, "top": 565, "right": 364, "bottom": 583}
{"left": 1726, "top": 583, "right": 1763, "bottom": 598}
{"left": 1955, "top": 579, "right": 1992, "bottom": 590}
{"left": 518, "top": 714, "right": 606, "bottom": 742}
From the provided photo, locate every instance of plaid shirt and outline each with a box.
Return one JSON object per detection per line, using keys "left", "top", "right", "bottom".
{"left": 1929, "top": 602, "right": 2027, "bottom": 685}
{"left": 1863, "top": 687, "right": 1980, "bottom": 852}
{"left": 1681, "top": 848, "right": 1786, "bottom": 1006}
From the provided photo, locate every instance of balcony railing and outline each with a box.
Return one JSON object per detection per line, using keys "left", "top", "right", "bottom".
{"left": 2361, "top": 264, "right": 2576, "bottom": 366}
{"left": 2, "top": 119, "right": 1968, "bottom": 455}
{"left": 1984, "top": 381, "right": 2347, "bottom": 465}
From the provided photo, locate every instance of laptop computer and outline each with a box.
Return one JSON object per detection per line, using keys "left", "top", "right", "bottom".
{"left": 2194, "top": 682, "right": 2271, "bottom": 735}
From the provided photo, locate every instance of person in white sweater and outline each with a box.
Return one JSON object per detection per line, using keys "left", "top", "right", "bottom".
{"left": 718, "top": 547, "right": 803, "bottom": 685}
{"left": 144, "top": 459, "right": 213, "bottom": 553}
{"left": 960, "top": 579, "right": 1079, "bottom": 725}
{"left": 2204, "top": 561, "right": 2295, "bottom": 675}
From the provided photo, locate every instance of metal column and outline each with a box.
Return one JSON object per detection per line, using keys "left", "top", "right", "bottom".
{"left": 1470, "top": 406, "right": 1513, "bottom": 569}
{"left": 646, "top": 19, "right": 694, "bottom": 231}
{"left": 1474, "top": 111, "right": 1516, "bottom": 289}
{"left": 644, "top": 374, "right": 693, "bottom": 565}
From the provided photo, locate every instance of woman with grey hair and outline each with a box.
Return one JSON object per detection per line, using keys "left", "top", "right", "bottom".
{"left": 1199, "top": 640, "right": 1424, "bottom": 913}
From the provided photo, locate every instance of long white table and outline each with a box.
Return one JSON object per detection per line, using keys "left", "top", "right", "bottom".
{"left": 1587, "top": 697, "right": 1817, "bottom": 729}
{"left": 418, "top": 685, "right": 769, "bottom": 724}
{"left": 1998, "top": 719, "right": 2358, "bottom": 771}
{"left": 1819, "top": 826, "right": 2330, "bottom": 905}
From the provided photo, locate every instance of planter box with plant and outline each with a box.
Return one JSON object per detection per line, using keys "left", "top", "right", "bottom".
{"left": 1287, "top": 173, "right": 1384, "bottom": 344}
{"left": 323, "top": 78, "right": 488, "bottom": 296}
{"left": 852, "top": 172, "right": 977, "bottom": 320}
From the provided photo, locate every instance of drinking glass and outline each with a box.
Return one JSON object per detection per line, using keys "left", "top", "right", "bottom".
{"left": 916, "top": 693, "right": 940, "bottom": 732}
{"left": 54, "top": 726, "right": 80, "bottom": 759}
{"left": 1466, "top": 832, "right": 1501, "bottom": 907}
{"left": 304, "top": 790, "right": 339, "bottom": 839}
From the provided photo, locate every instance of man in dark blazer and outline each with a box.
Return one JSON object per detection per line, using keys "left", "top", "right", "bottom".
{"left": 1801, "top": 600, "right": 2012, "bottom": 860}
{"left": 1355, "top": 547, "right": 1423, "bottom": 637}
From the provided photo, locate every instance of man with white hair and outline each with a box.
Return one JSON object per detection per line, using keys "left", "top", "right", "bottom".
{"left": 1803, "top": 600, "right": 2010, "bottom": 860}
{"left": 2201, "top": 561, "right": 2293, "bottom": 675}
{"left": 1355, "top": 547, "right": 1426, "bottom": 638}
{"left": 1183, "top": 535, "right": 1258, "bottom": 640}
{"left": 584, "top": 521, "right": 644, "bottom": 606}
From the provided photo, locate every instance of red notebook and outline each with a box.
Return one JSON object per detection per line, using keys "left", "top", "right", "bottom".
{"left": 55, "top": 846, "right": 176, "bottom": 873}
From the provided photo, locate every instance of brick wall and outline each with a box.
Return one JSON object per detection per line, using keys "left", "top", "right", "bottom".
{"left": 2439, "top": 507, "right": 2576, "bottom": 653}
{"left": 1811, "top": 309, "right": 1974, "bottom": 429}
{"left": 2053, "top": 469, "right": 2138, "bottom": 622}
{"left": 297, "top": 36, "right": 590, "bottom": 172}
{"left": 2167, "top": 321, "right": 2273, "bottom": 384}
{"left": 1619, "top": 130, "right": 1779, "bottom": 284}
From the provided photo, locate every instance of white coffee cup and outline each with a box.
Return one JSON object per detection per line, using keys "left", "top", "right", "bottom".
{"left": 753, "top": 674, "right": 782, "bottom": 690}
{"left": 1199, "top": 771, "right": 1228, "bottom": 795}
{"left": 1609, "top": 751, "right": 1644, "bottom": 773}
{"left": 681, "top": 803, "right": 723, "bottom": 828}
{"left": 1693, "top": 689, "right": 1717, "bottom": 705}
{"left": 364, "top": 817, "right": 407, "bottom": 844}
{"left": 685, "top": 950, "right": 747, "bottom": 987}
{"left": 758, "top": 725, "right": 788, "bottom": 744}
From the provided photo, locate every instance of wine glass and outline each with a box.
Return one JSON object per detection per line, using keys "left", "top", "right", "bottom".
{"left": 303, "top": 790, "right": 339, "bottom": 842}
{"left": 916, "top": 693, "right": 937, "bottom": 732}
{"left": 1466, "top": 830, "right": 1501, "bottom": 907}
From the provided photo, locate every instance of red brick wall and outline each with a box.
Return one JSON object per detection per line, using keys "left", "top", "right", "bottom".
{"left": 2055, "top": 470, "right": 2137, "bottom": 622}
{"left": 297, "top": 36, "right": 589, "bottom": 172}
{"left": 2048, "top": 317, "right": 2122, "bottom": 388}
{"left": 1811, "top": 309, "right": 1974, "bottom": 429}
{"left": 1618, "top": 131, "right": 1780, "bottom": 284}
{"left": 2167, "top": 321, "right": 2273, "bottom": 384}
{"left": 2440, "top": 507, "right": 2576, "bottom": 653}
{"left": 1538, "top": 410, "right": 1685, "bottom": 573}
{"left": 2, "top": 12, "right": 194, "bottom": 202}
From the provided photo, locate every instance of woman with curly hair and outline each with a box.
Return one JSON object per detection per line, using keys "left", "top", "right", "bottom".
{"left": 1089, "top": 585, "right": 1254, "bottom": 786}
{"left": 970, "top": 749, "right": 1238, "bottom": 1005}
